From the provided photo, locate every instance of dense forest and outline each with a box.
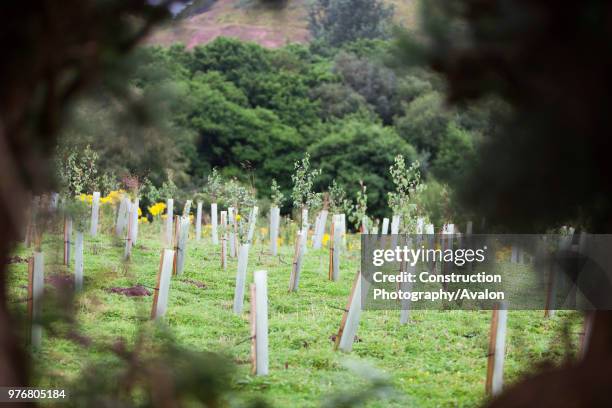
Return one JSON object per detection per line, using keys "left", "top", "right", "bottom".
{"left": 59, "top": 36, "right": 485, "bottom": 221}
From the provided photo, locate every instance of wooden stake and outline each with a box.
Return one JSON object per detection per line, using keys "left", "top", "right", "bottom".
{"left": 361, "top": 216, "right": 369, "bottom": 234}
{"left": 578, "top": 312, "right": 594, "bottom": 359}
{"left": 124, "top": 203, "right": 133, "bottom": 261}
{"left": 172, "top": 215, "right": 180, "bottom": 275}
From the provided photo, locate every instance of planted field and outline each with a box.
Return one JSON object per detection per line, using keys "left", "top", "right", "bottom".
{"left": 8, "top": 223, "right": 581, "bottom": 407}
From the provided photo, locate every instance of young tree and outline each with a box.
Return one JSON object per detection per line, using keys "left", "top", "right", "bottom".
{"left": 223, "top": 178, "right": 257, "bottom": 244}
{"left": 204, "top": 168, "right": 223, "bottom": 204}
{"left": 291, "top": 153, "right": 322, "bottom": 226}
{"left": 56, "top": 145, "right": 117, "bottom": 196}
{"left": 308, "top": 0, "right": 395, "bottom": 47}
{"left": 388, "top": 155, "right": 424, "bottom": 233}
{"left": 270, "top": 179, "right": 285, "bottom": 208}
{"left": 328, "top": 180, "right": 347, "bottom": 215}
{"left": 349, "top": 180, "right": 368, "bottom": 231}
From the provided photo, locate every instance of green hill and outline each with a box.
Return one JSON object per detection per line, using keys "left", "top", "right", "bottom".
{"left": 147, "top": 0, "right": 419, "bottom": 48}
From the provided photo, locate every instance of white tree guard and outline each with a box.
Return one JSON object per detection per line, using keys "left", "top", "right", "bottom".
{"left": 64, "top": 217, "right": 72, "bottom": 266}
{"left": 115, "top": 197, "right": 128, "bottom": 237}
{"left": 154, "top": 249, "right": 175, "bottom": 319}
{"left": 183, "top": 200, "right": 192, "bottom": 217}
{"left": 233, "top": 244, "right": 250, "bottom": 314}
{"left": 31, "top": 252, "right": 44, "bottom": 348}
{"left": 331, "top": 216, "right": 342, "bottom": 281}
{"left": 391, "top": 215, "right": 401, "bottom": 234}
{"left": 247, "top": 206, "right": 259, "bottom": 244}
{"left": 50, "top": 192, "right": 59, "bottom": 210}
{"left": 338, "top": 273, "right": 369, "bottom": 352}
{"left": 220, "top": 211, "right": 228, "bottom": 270}
{"left": 90, "top": 192, "right": 100, "bottom": 236}
{"left": 165, "top": 199, "right": 174, "bottom": 246}
{"left": 340, "top": 214, "right": 347, "bottom": 248}
{"left": 195, "top": 202, "right": 202, "bottom": 241}
{"left": 312, "top": 210, "right": 328, "bottom": 249}
{"left": 361, "top": 216, "right": 369, "bottom": 234}
{"left": 416, "top": 217, "right": 424, "bottom": 235}
{"left": 74, "top": 232, "right": 84, "bottom": 292}
{"left": 254, "top": 270, "right": 269, "bottom": 375}
{"left": 175, "top": 216, "right": 190, "bottom": 275}
{"left": 289, "top": 231, "right": 305, "bottom": 292}
{"left": 301, "top": 208, "right": 308, "bottom": 254}
{"left": 381, "top": 218, "right": 389, "bottom": 235}
{"left": 399, "top": 239, "right": 415, "bottom": 324}
{"left": 492, "top": 305, "right": 508, "bottom": 396}
{"left": 211, "top": 203, "right": 219, "bottom": 245}
{"left": 124, "top": 201, "right": 133, "bottom": 260}
{"left": 269, "top": 207, "right": 280, "bottom": 256}
{"left": 228, "top": 207, "right": 236, "bottom": 257}
{"left": 130, "top": 198, "right": 139, "bottom": 245}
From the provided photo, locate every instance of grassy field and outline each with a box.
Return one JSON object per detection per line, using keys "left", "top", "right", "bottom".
{"left": 7, "top": 220, "right": 582, "bottom": 407}
{"left": 147, "top": 0, "right": 420, "bottom": 48}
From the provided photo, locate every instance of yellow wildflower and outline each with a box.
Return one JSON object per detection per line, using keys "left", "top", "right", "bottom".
{"left": 78, "top": 193, "right": 93, "bottom": 205}
{"left": 105, "top": 190, "right": 124, "bottom": 205}
{"left": 138, "top": 217, "right": 149, "bottom": 224}
{"left": 148, "top": 202, "right": 166, "bottom": 217}
{"left": 322, "top": 233, "right": 330, "bottom": 246}
{"left": 236, "top": 214, "right": 242, "bottom": 221}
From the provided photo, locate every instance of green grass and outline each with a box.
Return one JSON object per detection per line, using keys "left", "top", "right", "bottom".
{"left": 7, "top": 222, "right": 583, "bottom": 407}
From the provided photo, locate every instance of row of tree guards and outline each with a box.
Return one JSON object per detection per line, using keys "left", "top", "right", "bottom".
{"left": 20, "top": 193, "right": 594, "bottom": 386}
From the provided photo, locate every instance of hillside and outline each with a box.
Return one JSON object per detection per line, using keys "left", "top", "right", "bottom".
{"left": 146, "top": 0, "right": 420, "bottom": 48}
